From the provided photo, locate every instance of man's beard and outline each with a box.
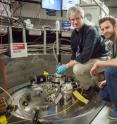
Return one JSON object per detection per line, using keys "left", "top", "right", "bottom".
{"left": 104, "top": 31, "right": 116, "bottom": 41}
{"left": 109, "top": 32, "right": 116, "bottom": 41}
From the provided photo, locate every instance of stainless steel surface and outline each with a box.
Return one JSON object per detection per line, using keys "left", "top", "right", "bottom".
{"left": 56, "top": 31, "right": 59, "bottom": 55}
{"left": 8, "top": 102, "right": 104, "bottom": 124}
{"left": 9, "top": 26, "right": 13, "bottom": 43}
{"left": 44, "top": 30, "right": 47, "bottom": 55}
{"left": 23, "top": 28, "right": 26, "bottom": 43}
{"left": 6, "top": 82, "right": 105, "bottom": 124}
{"left": 91, "top": 105, "right": 117, "bottom": 124}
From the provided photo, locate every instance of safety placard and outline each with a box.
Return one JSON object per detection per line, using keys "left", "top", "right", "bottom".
{"left": 10, "top": 43, "right": 28, "bottom": 58}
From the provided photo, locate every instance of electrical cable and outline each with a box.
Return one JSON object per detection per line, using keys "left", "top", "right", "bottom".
{"left": 1, "top": 2, "right": 10, "bottom": 18}
{"left": 12, "top": 1, "right": 26, "bottom": 27}
{"left": 38, "top": 99, "right": 78, "bottom": 122}
{"left": 6, "top": 83, "right": 78, "bottom": 124}
{"left": 53, "top": 38, "right": 71, "bottom": 65}
{"left": 9, "top": 119, "right": 31, "bottom": 124}
{"left": 0, "top": 86, "right": 16, "bottom": 121}
{"left": 0, "top": 3, "right": 7, "bottom": 36}
{"left": 9, "top": 92, "right": 81, "bottom": 123}
{"left": 0, "top": 87, "right": 13, "bottom": 109}
{"left": 0, "top": 8, "right": 16, "bottom": 122}
{"left": 53, "top": 41, "right": 58, "bottom": 64}
{"left": 12, "top": 2, "right": 23, "bottom": 17}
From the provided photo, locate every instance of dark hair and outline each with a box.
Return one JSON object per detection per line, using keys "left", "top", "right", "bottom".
{"left": 99, "top": 16, "right": 117, "bottom": 26}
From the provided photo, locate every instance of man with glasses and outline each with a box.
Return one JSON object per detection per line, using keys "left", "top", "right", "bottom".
{"left": 56, "top": 5, "right": 109, "bottom": 90}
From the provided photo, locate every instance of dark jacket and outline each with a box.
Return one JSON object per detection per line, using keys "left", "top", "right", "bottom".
{"left": 70, "top": 24, "right": 108, "bottom": 63}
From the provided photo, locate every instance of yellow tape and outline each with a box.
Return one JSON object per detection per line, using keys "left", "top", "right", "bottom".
{"left": 0, "top": 115, "right": 7, "bottom": 124}
{"left": 73, "top": 90, "right": 89, "bottom": 104}
{"left": 43, "top": 71, "right": 49, "bottom": 76}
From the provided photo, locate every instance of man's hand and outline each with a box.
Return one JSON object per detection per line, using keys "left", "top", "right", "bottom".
{"left": 56, "top": 64, "right": 68, "bottom": 74}
{"left": 90, "top": 61, "right": 103, "bottom": 76}
{"left": 90, "top": 60, "right": 107, "bottom": 77}
{"left": 90, "top": 63, "right": 98, "bottom": 76}
{"left": 98, "top": 80, "right": 106, "bottom": 88}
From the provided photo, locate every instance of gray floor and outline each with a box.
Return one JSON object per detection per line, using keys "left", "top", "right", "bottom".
{"left": 91, "top": 105, "right": 117, "bottom": 124}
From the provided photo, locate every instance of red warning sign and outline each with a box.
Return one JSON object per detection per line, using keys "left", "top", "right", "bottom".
{"left": 10, "top": 43, "right": 28, "bottom": 58}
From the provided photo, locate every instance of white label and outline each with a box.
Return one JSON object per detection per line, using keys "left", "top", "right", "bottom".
{"left": 10, "top": 43, "right": 28, "bottom": 58}
{"left": 55, "top": 93, "right": 62, "bottom": 105}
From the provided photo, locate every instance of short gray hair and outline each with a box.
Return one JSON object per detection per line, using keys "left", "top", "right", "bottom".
{"left": 67, "top": 5, "right": 84, "bottom": 19}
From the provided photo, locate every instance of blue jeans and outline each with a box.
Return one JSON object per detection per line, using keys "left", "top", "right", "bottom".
{"left": 99, "top": 66, "right": 117, "bottom": 106}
